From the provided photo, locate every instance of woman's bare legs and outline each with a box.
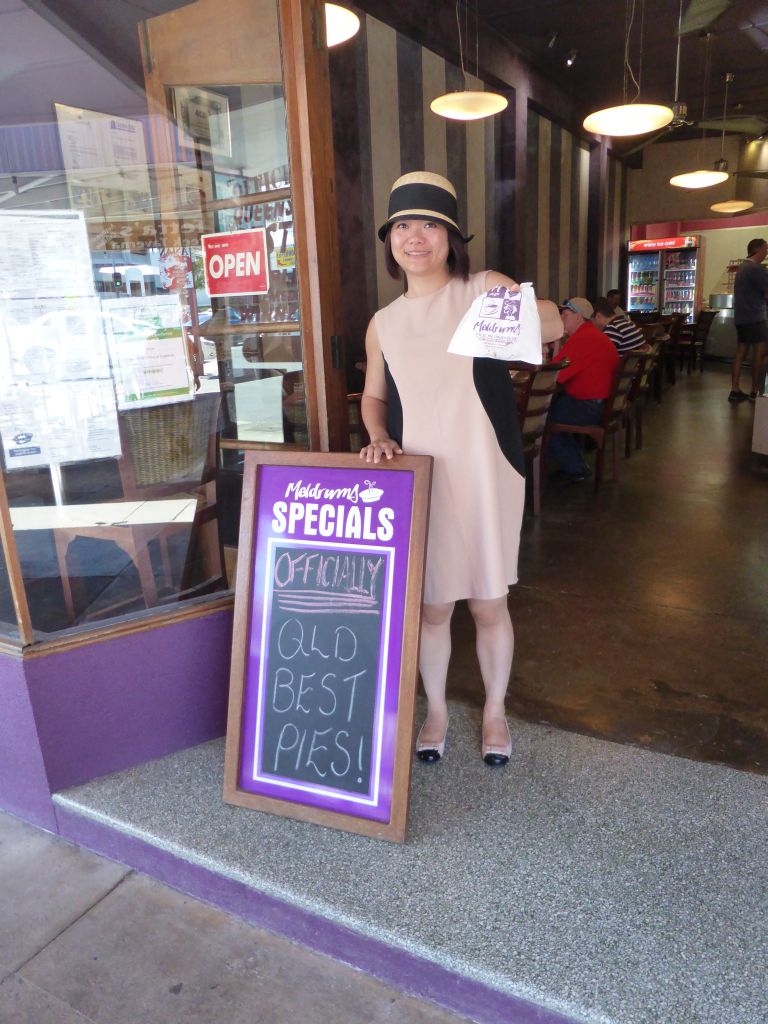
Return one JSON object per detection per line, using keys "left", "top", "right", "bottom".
{"left": 418, "top": 601, "right": 455, "bottom": 744}
{"left": 467, "top": 596, "right": 514, "bottom": 748}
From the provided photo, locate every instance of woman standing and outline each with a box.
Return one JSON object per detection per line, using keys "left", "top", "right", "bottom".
{"left": 361, "top": 172, "right": 525, "bottom": 766}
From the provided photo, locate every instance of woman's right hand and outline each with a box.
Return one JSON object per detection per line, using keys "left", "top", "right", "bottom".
{"left": 360, "top": 436, "right": 403, "bottom": 463}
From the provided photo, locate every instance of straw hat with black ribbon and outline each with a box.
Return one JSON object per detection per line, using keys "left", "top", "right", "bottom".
{"left": 378, "top": 171, "right": 474, "bottom": 243}
{"left": 537, "top": 299, "right": 564, "bottom": 345}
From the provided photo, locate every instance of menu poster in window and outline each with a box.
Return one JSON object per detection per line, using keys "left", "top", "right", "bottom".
{"left": 0, "top": 297, "right": 111, "bottom": 385}
{"left": 0, "top": 379, "right": 121, "bottom": 470}
{"left": 224, "top": 452, "right": 432, "bottom": 843}
{"left": 0, "top": 211, "right": 93, "bottom": 299}
{"left": 55, "top": 103, "right": 152, "bottom": 222}
{"left": 103, "top": 296, "right": 193, "bottom": 409}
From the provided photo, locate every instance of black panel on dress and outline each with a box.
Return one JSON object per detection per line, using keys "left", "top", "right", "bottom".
{"left": 384, "top": 358, "right": 403, "bottom": 448}
{"left": 472, "top": 358, "right": 525, "bottom": 477}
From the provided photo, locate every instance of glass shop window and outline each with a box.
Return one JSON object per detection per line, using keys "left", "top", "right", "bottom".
{"left": 0, "top": 0, "right": 308, "bottom": 639}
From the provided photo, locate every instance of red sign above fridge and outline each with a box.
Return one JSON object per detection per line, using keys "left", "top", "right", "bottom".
{"left": 629, "top": 236, "right": 699, "bottom": 252}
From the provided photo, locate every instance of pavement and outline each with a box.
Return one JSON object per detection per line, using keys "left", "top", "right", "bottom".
{"left": 0, "top": 810, "right": 468, "bottom": 1024}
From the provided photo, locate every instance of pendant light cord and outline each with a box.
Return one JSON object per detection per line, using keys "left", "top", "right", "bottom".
{"left": 720, "top": 73, "right": 732, "bottom": 159}
{"left": 674, "top": 0, "right": 683, "bottom": 104}
{"left": 623, "top": 0, "right": 642, "bottom": 103}
{"left": 455, "top": 0, "right": 466, "bottom": 84}
{"left": 475, "top": 0, "right": 480, "bottom": 78}
{"left": 697, "top": 32, "right": 712, "bottom": 164}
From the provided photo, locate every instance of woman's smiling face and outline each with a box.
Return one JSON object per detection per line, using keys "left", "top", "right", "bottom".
{"left": 389, "top": 219, "right": 450, "bottom": 276}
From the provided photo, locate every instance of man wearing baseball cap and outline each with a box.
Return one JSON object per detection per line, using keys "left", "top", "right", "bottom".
{"left": 546, "top": 297, "right": 619, "bottom": 482}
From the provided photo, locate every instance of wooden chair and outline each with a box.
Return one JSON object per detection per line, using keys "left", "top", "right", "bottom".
{"left": 56, "top": 394, "right": 226, "bottom": 622}
{"left": 628, "top": 311, "right": 659, "bottom": 325}
{"left": 347, "top": 391, "right": 367, "bottom": 451}
{"left": 634, "top": 322, "right": 666, "bottom": 399}
{"left": 510, "top": 360, "right": 567, "bottom": 515}
{"left": 674, "top": 309, "right": 717, "bottom": 374}
{"left": 623, "top": 344, "right": 661, "bottom": 456}
{"left": 545, "top": 352, "right": 643, "bottom": 493}
{"left": 663, "top": 311, "right": 688, "bottom": 385}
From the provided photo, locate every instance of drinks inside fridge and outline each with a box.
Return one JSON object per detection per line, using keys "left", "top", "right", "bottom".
{"left": 627, "top": 252, "right": 660, "bottom": 313}
{"left": 627, "top": 236, "right": 702, "bottom": 323}
{"left": 661, "top": 249, "right": 698, "bottom": 323}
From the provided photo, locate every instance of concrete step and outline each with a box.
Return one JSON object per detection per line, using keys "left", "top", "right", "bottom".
{"left": 53, "top": 702, "right": 768, "bottom": 1024}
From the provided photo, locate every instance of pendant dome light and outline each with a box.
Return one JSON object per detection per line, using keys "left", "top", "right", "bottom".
{"left": 670, "top": 44, "right": 731, "bottom": 189}
{"left": 583, "top": 0, "right": 673, "bottom": 137}
{"left": 670, "top": 167, "right": 729, "bottom": 188}
{"left": 710, "top": 199, "right": 754, "bottom": 213}
{"left": 584, "top": 103, "right": 674, "bottom": 136}
{"left": 324, "top": 4, "right": 360, "bottom": 47}
{"left": 430, "top": 0, "right": 508, "bottom": 121}
{"left": 431, "top": 91, "right": 508, "bottom": 120}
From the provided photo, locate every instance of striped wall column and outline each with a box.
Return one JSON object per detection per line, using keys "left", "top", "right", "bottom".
{"left": 524, "top": 108, "right": 589, "bottom": 304}
{"left": 330, "top": 11, "right": 609, "bottom": 372}
{"left": 367, "top": 17, "right": 403, "bottom": 310}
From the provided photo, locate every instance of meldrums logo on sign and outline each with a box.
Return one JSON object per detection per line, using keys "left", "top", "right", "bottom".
{"left": 271, "top": 479, "right": 395, "bottom": 543}
{"left": 201, "top": 228, "right": 269, "bottom": 297}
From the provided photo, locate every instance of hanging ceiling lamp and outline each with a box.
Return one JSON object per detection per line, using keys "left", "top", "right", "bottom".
{"left": 670, "top": 166, "right": 729, "bottom": 188}
{"left": 710, "top": 199, "right": 754, "bottom": 213}
{"left": 583, "top": 0, "right": 673, "bottom": 137}
{"left": 431, "top": 0, "right": 507, "bottom": 121}
{"left": 584, "top": 103, "right": 674, "bottom": 136}
{"left": 670, "top": 48, "right": 732, "bottom": 189}
{"left": 324, "top": 4, "right": 360, "bottom": 47}
{"left": 431, "top": 91, "right": 507, "bottom": 120}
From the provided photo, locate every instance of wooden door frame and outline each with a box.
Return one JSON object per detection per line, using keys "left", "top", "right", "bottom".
{"left": 279, "top": 0, "right": 347, "bottom": 452}
{"left": 140, "top": 0, "right": 348, "bottom": 453}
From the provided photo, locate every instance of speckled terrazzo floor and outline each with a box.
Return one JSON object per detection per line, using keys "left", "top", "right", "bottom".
{"left": 54, "top": 703, "right": 768, "bottom": 1024}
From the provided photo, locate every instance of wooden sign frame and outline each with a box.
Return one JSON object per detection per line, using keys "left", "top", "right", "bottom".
{"left": 224, "top": 451, "right": 432, "bottom": 842}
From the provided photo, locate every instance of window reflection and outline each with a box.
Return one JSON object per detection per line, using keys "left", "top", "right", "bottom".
{"left": 0, "top": 68, "right": 304, "bottom": 635}
{"left": 0, "top": 539, "right": 19, "bottom": 637}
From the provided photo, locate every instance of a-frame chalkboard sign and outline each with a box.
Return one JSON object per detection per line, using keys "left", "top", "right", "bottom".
{"left": 224, "top": 451, "right": 432, "bottom": 842}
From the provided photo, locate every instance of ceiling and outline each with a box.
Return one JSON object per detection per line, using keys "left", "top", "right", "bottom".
{"left": 14, "top": 0, "right": 768, "bottom": 160}
{"left": 477, "top": 0, "right": 768, "bottom": 152}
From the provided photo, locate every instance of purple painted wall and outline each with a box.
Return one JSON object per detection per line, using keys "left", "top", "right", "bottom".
{"left": 0, "top": 653, "right": 57, "bottom": 831}
{"left": 0, "top": 606, "right": 234, "bottom": 827}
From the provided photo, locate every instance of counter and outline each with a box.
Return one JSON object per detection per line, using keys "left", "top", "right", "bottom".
{"left": 707, "top": 293, "right": 737, "bottom": 360}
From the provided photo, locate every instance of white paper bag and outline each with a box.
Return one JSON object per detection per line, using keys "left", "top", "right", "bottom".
{"left": 447, "top": 282, "right": 543, "bottom": 363}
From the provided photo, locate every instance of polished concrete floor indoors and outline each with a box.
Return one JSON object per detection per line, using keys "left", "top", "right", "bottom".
{"left": 450, "top": 362, "right": 768, "bottom": 775}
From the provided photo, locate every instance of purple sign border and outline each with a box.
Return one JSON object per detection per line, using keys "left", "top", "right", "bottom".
{"left": 236, "top": 464, "right": 414, "bottom": 824}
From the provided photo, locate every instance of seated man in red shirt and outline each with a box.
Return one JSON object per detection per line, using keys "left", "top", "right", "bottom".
{"left": 547, "top": 297, "right": 620, "bottom": 482}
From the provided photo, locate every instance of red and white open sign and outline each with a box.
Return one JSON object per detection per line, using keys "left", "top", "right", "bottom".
{"left": 201, "top": 228, "right": 270, "bottom": 297}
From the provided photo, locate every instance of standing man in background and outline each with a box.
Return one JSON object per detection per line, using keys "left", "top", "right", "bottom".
{"left": 730, "top": 237, "right": 768, "bottom": 403}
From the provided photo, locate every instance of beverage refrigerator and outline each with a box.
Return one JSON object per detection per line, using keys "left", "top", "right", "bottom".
{"left": 627, "top": 236, "right": 703, "bottom": 323}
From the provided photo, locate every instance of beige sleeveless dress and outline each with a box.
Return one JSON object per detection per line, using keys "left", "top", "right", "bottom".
{"left": 375, "top": 271, "right": 525, "bottom": 604}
